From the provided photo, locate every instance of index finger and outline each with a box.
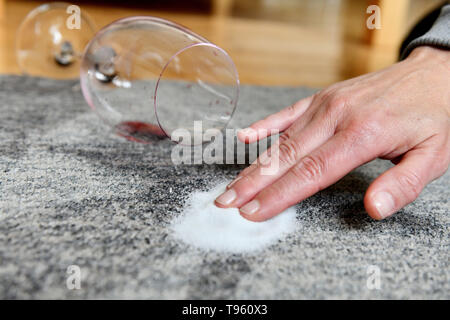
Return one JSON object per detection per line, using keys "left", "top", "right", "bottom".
{"left": 239, "top": 130, "right": 382, "bottom": 221}
{"left": 237, "top": 95, "right": 314, "bottom": 144}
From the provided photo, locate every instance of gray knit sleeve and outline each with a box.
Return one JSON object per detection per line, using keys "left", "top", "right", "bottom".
{"left": 401, "top": 4, "right": 450, "bottom": 59}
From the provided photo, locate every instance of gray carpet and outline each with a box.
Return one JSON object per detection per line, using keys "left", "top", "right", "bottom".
{"left": 0, "top": 75, "right": 448, "bottom": 299}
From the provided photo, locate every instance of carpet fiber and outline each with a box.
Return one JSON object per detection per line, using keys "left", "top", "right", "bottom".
{"left": 0, "top": 75, "right": 448, "bottom": 299}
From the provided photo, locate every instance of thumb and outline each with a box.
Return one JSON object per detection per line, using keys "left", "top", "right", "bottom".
{"left": 364, "top": 141, "right": 447, "bottom": 220}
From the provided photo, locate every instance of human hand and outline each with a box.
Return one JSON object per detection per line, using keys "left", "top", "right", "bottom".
{"left": 215, "top": 46, "right": 450, "bottom": 221}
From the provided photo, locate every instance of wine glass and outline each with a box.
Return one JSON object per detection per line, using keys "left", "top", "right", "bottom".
{"left": 17, "top": 4, "right": 239, "bottom": 144}
{"left": 16, "top": 2, "right": 96, "bottom": 79}
{"left": 80, "top": 17, "right": 239, "bottom": 144}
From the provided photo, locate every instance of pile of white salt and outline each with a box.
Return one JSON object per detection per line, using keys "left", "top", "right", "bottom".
{"left": 170, "top": 181, "right": 298, "bottom": 253}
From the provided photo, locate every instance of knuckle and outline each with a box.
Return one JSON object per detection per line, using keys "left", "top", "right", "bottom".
{"left": 285, "top": 104, "right": 297, "bottom": 118}
{"left": 278, "top": 139, "right": 299, "bottom": 166}
{"left": 326, "top": 92, "right": 351, "bottom": 117}
{"left": 277, "top": 131, "right": 290, "bottom": 144}
{"left": 291, "top": 154, "right": 326, "bottom": 184}
{"left": 347, "top": 117, "right": 383, "bottom": 144}
{"left": 315, "top": 87, "right": 337, "bottom": 104}
{"left": 397, "top": 170, "right": 423, "bottom": 201}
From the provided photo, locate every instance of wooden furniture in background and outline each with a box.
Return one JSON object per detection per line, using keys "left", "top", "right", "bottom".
{"left": 363, "top": 0, "right": 410, "bottom": 73}
{"left": 0, "top": 0, "right": 437, "bottom": 87}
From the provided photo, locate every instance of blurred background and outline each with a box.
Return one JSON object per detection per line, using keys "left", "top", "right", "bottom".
{"left": 0, "top": 0, "right": 443, "bottom": 87}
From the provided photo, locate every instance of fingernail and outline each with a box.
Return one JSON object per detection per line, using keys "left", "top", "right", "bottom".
{"left": 227, "top": 176, "right": 242, "bottom": 189}
{"left": 215, "top": 189, "right": 237, "bottom": 206}
{"left": 373, "top": 191, "right": 395, "bottom": 219}
{"left": 240, "top": 199, "right": 260, "bottom": 216}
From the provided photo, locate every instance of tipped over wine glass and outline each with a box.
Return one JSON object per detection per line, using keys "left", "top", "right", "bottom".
{"left": 16, "top": 3, "right": 239, "bottom": 144}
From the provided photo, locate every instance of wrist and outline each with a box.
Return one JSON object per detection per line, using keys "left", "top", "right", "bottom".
{"left": 406, "top": 46, "right": 450, "bottom": 116}
{"left": 408, "top": 46, "right": 450, "bottom": 68}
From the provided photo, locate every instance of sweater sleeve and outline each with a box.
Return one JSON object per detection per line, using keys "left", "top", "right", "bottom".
{"left": 400, "top": 3, "right": 450, "bottom": 60}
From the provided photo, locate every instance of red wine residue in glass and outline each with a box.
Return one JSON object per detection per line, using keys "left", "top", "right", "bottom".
{"left": 115, "top": 121, "right": 167, "bottom": 143}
